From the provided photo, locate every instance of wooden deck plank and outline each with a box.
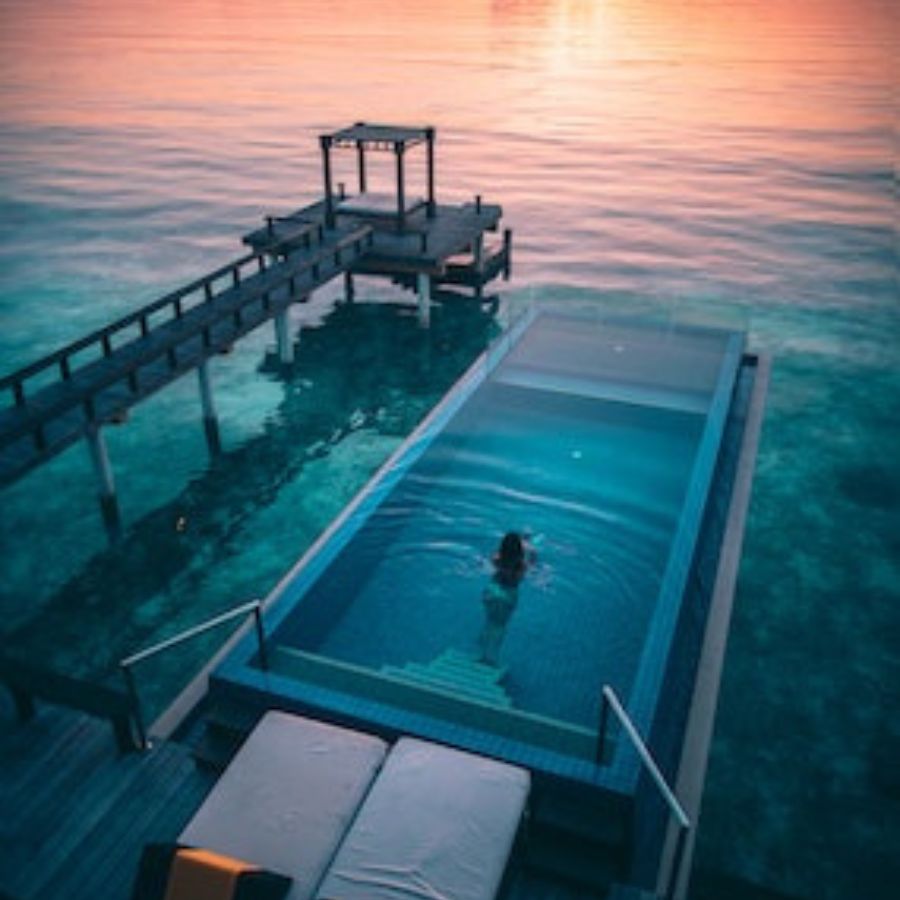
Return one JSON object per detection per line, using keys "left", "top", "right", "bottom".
{"left": 0, "top": 701, "right": 214, "bottom": 900}
{"left": 246, "top": 199, "right": 503, "bottom": 275}
{"left": 32, "top": 742, "right": 214, "bottom": 900}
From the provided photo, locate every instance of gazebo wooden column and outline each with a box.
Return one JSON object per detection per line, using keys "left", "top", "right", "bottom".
{"left": 320, "top": 134, "right": 335, "bottom": 228}
{"left": 395, "top": 141, "right": 406, "bottom": 231}
{"left": 426, "top": 126, "right": 436, "bottom": 218}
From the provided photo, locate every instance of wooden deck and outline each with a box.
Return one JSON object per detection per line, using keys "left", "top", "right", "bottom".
{"left": 0, "top": 691, "right": 605, "bottom": 899}
{"left": 0, "top": 694, "right": 215, "bottom": 900}
{"left": 244, "top": 197, "right": 508, "bottom": 278}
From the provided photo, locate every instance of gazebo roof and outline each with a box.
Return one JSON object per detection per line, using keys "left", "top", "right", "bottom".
{"left": 325, "top": 123, "right": 432, "bottom": 150}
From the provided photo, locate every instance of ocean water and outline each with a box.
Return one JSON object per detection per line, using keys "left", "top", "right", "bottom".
{"left": 0, "top": 1, "right": 897, "bottom": 897}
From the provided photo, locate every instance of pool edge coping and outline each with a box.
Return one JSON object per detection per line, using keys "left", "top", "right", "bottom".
{"left": 655, "top": 351, "right": 771, "bottom": 899}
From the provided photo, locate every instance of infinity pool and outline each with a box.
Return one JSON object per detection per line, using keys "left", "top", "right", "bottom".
{"left": 276, "top": 377, "right": 701, "bottom": 724}
{"left": 217, "top": 311, "right": 746, "bottom": 784}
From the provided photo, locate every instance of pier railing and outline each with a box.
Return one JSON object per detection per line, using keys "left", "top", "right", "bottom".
{"left": 118, "top": 599, "right": 268, "bottom": 749}
{"left": 1, "top": 250, "right": 257, "bottom": 408}
{"left": 599, "top": 685, "right": 691, "bottom": 900}
{"left": 0, "top": 223, "right": 371, "bottom": 412}
{"left": 0, "top": 226, "right": 374, "bottom": 468}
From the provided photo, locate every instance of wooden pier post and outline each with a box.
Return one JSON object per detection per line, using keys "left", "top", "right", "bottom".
{"left": 344, "top": 270, "right": 355, "bottom": 302}
{"left": 320, "top": 134, "right": 335, "bottom": 229}
{"left": 356, "top": 140, "right": 367, "bottom": 194}
{"left": 503, "top": 228, "right": 513, "bottom": 279}
{"left": 395, "top": 141, "right": 406, "bottom": 232}
{"left": 274, "top": 310, "right": 295, "bottom": 365}
{"left": 473, "top": 233, "right": 484, "bottom": 272}
{"left": 197, "top": 361, "right": 221, "bottom": 457}
{"left": 417, "top": 272, "right": 431, "bottom": 328}
{"left": 472, "top": 234, "right": 486, "bottom": 300}
{"left": 86, "top": 425, "right": 121, "bottom": 538}
{"left": 426, "top": 126, "right": 436, "bottom": 218}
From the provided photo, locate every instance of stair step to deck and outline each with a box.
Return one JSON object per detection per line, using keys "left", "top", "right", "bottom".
{"left": 525, "top": 824, "right": 626, "bottom": 891}
{"left": 204, "top": 695, "right": 264, "bottom": 739}
{"left": 190, "top": 695, "right": 263, "bottom": 772}
{"left": 192, "top": 725, "right": 249, "bottom": 773}
{"left": 533, "top": 782, "right": 632, "bottom": 847}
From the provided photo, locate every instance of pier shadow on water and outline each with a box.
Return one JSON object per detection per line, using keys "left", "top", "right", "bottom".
{"left": 1, "top": 294, "right": 500, "bottom": 719}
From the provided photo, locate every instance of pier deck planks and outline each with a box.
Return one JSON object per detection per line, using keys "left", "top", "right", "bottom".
{"left": 244, "top": 199, "right": 503, "bottom": 275}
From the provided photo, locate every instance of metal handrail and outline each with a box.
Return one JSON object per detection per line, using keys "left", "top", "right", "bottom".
{"left": 599, "top": 685, "right": 690, "bottom": 900}
{"left": 118, "top": 599, "right": 268, "bottom": 749}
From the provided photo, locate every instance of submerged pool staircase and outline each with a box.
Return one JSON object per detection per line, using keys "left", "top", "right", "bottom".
{"left": 381, "top": 648, "right": 513, "bottom": 708}
{"left": 266, "top": 644, "right": 605, "bottom": 762}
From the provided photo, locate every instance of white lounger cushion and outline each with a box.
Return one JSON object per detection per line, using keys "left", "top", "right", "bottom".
{"left": 180, "top": 711, "right": 387, "bottom": 900}
{"left": 316, "top": 737, "right": 530, "bottom": 900}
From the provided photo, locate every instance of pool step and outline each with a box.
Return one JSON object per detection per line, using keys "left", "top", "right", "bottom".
{"left": 430, "top": 648, "right": 509, "bottom": 682}
{"left": 382, "top": 649, "right": 513, "bottom": 708}
{"left": 270, "top": 646, "right": 609, "bottom": 762}
{"left": 379, "top": 666, "right": 512, "bottom": 707}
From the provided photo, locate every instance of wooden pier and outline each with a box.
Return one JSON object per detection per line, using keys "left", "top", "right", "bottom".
{"left": 0, "top": 124, "right": 511, "bottom": 535}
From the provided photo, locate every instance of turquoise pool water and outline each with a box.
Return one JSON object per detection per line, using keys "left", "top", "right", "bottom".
{"left": 274, "top": 319, "right": 716, "bottom": 728}
{"left": 220, "top": 312, "right": 746, "bottom": 787}
{"left": 1, "top": 1, "right": 897, "bottom": 897}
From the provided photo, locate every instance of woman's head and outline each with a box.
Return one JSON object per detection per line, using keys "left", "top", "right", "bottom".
{"left": 497, "top": 531, "right": 525, "bottom": 567}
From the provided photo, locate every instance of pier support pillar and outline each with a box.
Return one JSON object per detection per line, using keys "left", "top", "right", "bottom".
{"left": 417, "top": 272, "right": 431, "bottom": 328}
{"left": 197, "top": 361, "right": 221, "bottom": 457}
{"left": 320, "top": 134, "right": 335, "bottom": 229}
{"left": 344, "top": 270, "right": 355, "bottom": 302}
{"left": 274, "top": 310, "right": 294, "bottom": 365}
{"left": 395, "top": 142, "right": 406, "bottom": 232}
{"left": 425, "top": 126, "right": 436, "bottom": 218}
{"left": 472, "top": 234, "right": 485, "bottom": 300}
{"left": 86, "top": 425, "right": 121, "bottom": 539}
{"left": 502, "top": 228, "right": 513, "bottom": 279}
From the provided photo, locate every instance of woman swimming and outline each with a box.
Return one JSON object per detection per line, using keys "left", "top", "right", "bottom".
{"left": 477, "top": 531, "right": 534, "bottom": 666}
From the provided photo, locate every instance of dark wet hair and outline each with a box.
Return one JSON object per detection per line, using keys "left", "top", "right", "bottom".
{"left": 497, "top": 532, "right": 525, "bottom": 568}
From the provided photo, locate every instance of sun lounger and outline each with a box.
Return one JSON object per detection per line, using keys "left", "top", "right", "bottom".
{"left": 315, "top": 736, "right": 531, "bottom": 900}
{"left": 178, "top": 711, "right": 388, "bottom": 899}
{"left": 146, "top": 713, "right": 529, "bottom": 900}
